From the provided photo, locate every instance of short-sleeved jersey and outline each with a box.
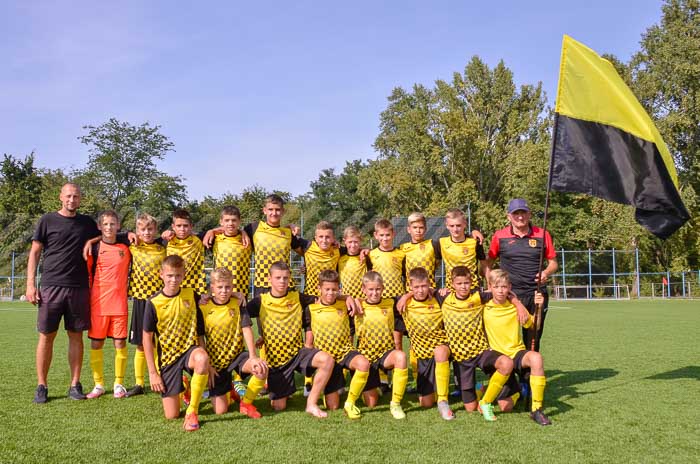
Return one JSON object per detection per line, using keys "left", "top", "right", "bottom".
{"left": 303, "top": 241, "right": 340, "bottom": 296}
{"left": 355, "top": 298, "right": 396, "bottom": 363}
{"left": 213, "top": 233, "right": 252, "bottom": 296}
{"left": 166, "top": 235, "right": 207, "bottom": 294}
{"left": 129, "top": 240, "right": 166, "bottom": 299}
{"left": 31, "top": 212, "right": 99, "bottom": 288}
{"left": 304, "top": 300, "right": 352, "bottom": 362}
{"left": 245, "top": 221, "right": 306, "bottom": 289}
{"left": 402, "top": 296, "right": 448, "bottom": 359}
{"left": 400, "top": 239, "right": 439, "bottom": 289}
{"left": 440, "top": 290, "right": 491, "bottom": 361}
{"left": 439, "top": 236, "right": 485, "bottom": 290}
{"left": 144, "top": 288, "right": 204, "bottom": 369}
{"left": 338, "top": 253, "right": 367, "bottom": 298}
{"left": 367, "top": 248, "right": 405, "bottom": 298}
{"left": 200, "top": 298, "right": 252, "bottom": 370}
{"left": 246, "top": 291, "right": 316, "bottom": 368}
{"left": 488, "top": 224, "right": 556, "bottom": 294}
{"left": 482, "top": 299, "right": 533, "bottom": 359}
{"left": 87, "top": 241, "right": 131, "bottom": 317}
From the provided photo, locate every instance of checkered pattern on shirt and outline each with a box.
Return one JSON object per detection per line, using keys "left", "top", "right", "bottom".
{"left": 356, "top": 298, "right": 395, "bottom": 363}
{"left": 200, "top": 299, "right": 248, "bottom": 370}
{"left": 368, "top": 247, "right": 405, "bottom": 298}
{"left": 252, "top": 221, "right": 295, "bottom": 289}
{"left": 151, "top": 288, "right": 199, "bottom": 369}
{"left": 338, "top": 254, "right": 366, "bottom": 298}
{"left": 308, "top": 301, "right": 352, "bottom": 362}
{"left": 441, "top": 291, "right": 489, "bottom": 361}
{"left": 303, "top": 241, "right": 340, "bottom": 296}
{"left": 439, "top": 236, "right": 480, "bottom": 290}
{"left": 259, "top": 291, "right": 304, "bottom": 367}
{"left": 400, "top": 239, "right": 437, "bottom": 290}
{"left": 129, "top": 242, "right": 166, "bottom": 299}
{"left": 167, "top": 236, "right": 207, "bottom": 294}
{"left": 403, "top": 297, "right": 448, "bottom": 359}
{"left": 213, "top": 233, "right": 252, "bottom": 297}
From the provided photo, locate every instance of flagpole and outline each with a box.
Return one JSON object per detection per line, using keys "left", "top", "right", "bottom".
{"left": 531, "top": 112, "right": 559, "bottom": 352}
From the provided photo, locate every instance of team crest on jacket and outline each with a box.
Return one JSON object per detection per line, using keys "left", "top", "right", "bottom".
{"left": 287, "top": 304, "right": 294, "bottom": 310}
{"left": 419, "top": 243, "right": 425, "bottom": 250}
{"left": 529, "top": 239, "right": 537, "bottom": 248}
{"left": 462, "top": 248, "right": 469, "bottom": 255}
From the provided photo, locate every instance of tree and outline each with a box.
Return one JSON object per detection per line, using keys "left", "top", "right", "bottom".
{"left": 0, "top": 153, "right": 43, "bottom": 216}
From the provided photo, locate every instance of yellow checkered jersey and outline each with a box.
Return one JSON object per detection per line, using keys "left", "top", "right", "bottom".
{"left": 368, "top": 247, "right": 405, "bottom": 298}
{"left": 438, "top": 237, "right": 485, "bottom": 290}
{"left": 402, "top": 296, "right": 448, "bottom": 359}
{"left": 166, "top": 235, "right": 207, "bottom": 294}
{"left": 356, "top": 298, "right": 396, "bottom": 363}
{"left": 245, "top": 221, "right": 304, "bottom": 289}
{"left": 303, "top": 241, "right": 340, "bottom": 296}
{"left": 338, "top": 253, "right": 367, "bottom": 298}
{"left": 200, "top": 298, "right": 252, "bottom": 370}
{"left": 482, "top": 300, "right": 533, "bottom": 359}
{"left": 128, "top": 240, "right": 166, "bottom": 299}
{"left": 440, "top": 290, "right": 490, "bottom": 361}
{"left": 400, "top": 239, "right": 438, "bottom": 289}
{"left": 144, "top": 288, "right": 204, "bottom": 369}
{"left": 247, "top": 291, "right": 316, "bottom": 368}
{"left": 304, "top": 300, "right": 352, "bottom": 362}
{"left": 213, "top": 233, "right": 252, "bottom": 296}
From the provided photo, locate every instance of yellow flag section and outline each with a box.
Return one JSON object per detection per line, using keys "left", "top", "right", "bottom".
{"left": 552, "top": 35, "right": 689, "bottom": 239}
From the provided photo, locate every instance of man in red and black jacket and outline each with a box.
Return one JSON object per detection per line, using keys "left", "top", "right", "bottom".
{"left": 484, "top": 199, "right": 558, "bottom": 352}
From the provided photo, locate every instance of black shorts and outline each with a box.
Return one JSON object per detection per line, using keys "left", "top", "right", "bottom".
{"left": 210, "top": 351, "right": 250, "bottom": 397}
{"left": 364, "top": 350, "right": 394, "bottom": 391}
{"left": 394, "top": 315, "right": 408, "bottom": 336}
{"left": 160, "top": 346, "right": 197, "bottom": 398}
{"left": 326, "top": 351, "right": 362, "bottom": 393}
{"left": 454, "top": 350, "right": 503, "bottom": 403}
{"left": 267, "top": 347, "right": 320, "bottom": 400}
{"left": 37, "top": 286, "right": 90, "bottom": 333}
{"left": 128, "top": 298, "right": 148, "bottom": 345}
{"left": 498, "top": 350, "right": 529, "bottom": 399}
{"left": 417, "top": 358, "right": 437, "bottom": 397}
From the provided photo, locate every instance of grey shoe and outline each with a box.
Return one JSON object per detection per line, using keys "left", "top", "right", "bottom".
{"left": 437, "top": 400, "right": 455, "bottom": 420}
{"left": 33, "top": 385, "right": 48, "bottom": 404}
{"left": 68, "top": 382, "right": 87, "bottom": 400}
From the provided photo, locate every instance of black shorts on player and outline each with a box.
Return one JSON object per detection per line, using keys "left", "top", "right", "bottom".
{"left": 454, "top": 349, "right": 503, "bottom": 403}
{"left": 416, "top": 358, "right": 437, "bottom": 397}
{"left": 326, "top": 350, "right": 362, "bottom": 393}
{"left": 37, "top": 286, "right": 90, "bottom": 333}
{"left": 267, "top": 347, "right": 320, "bottom": 400}
{"left": 363, "top": 350, "right": 394, "bottom": 392}
{"left": 159, "top": 346, "right": 198, "bottom": 397}
{"left": 209, "top": 351, "right": 251, "bottom": 397}
{"left": 128, "top": 298, "right": 148, "bottom": 345}
{"left": 498, "top": 349, "right": 529, "bottom": 399}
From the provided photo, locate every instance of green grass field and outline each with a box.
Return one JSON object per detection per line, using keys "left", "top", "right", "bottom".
{"left": 1, "top": 299, "right": 698, "bottom": 463}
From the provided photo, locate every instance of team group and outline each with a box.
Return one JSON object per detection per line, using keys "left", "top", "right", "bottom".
{"left": 28, "top": 185, "right": 557, "bottom": 431}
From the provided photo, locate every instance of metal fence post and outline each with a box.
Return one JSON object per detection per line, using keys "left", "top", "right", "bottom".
{"left": 681, "top": 271, "right": 686, "bottom": 297}
{"left": 10, "top": 251, "right": 15, "bottom": 301}
{"left": 612, "top": 248, "right": 617, "bottom": 298}
{"left": 561, "top": 248, "right": 566, "bottom": 300}
{"left": 588, "top": 248, "right": 592, "bottom": 299}
{"left": 667, "top": 270, "right": 671, "bottom": 297}
{"left": 635, "top": 247, "right": 640, "bottom": 298}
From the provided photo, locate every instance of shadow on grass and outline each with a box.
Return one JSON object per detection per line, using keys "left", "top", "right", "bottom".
{"left": 544, "top": 368, "right": 619, "bottom": 417}
{"left": 645, "top": 366, "right": 699, "bottom": 381}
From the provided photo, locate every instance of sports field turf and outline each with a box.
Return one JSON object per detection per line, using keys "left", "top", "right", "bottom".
{"left": 1, "top": 299, "right": 698, "bottom": 463}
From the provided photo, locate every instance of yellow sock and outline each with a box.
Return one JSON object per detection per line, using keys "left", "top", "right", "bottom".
{"left": 186, "top": 373, "right": 208, "bottom": 415}
{"left": 530, "top": 375, "right": 546, "bottom": 411}
{"left": 346, "top": 370, "right": 369, "bottom": 406}
{"left": 391, "top": 368, "right": 408, "bottom": 403}
{"left": 511, "top": 392, "right": 520, "bottom": 408}
{"left": 304, "top": 376, "right": 313, "bottom": 386}
{"left": 134, "top": 350, "right": 146, "bottom": 387}
{"left": 233, "top": 372, "right": 243, "bottom": 383}
{"left": 409, "top": 349, "right": 418, "bottom": 379}
{"left": 90, "top": 348, "right": 104, "bottom": 386}
{"left": 435, "top": 361, "right": 450, "bottom": 402}
{"left": 482, "top": 372, "right": 508, "bottom": 404}
{"left": 379, "top": 370, "right": 389, "bottom": 384}
{"left": 114, "top": 347, "right": 128, "bottom": 386}
{"left": 243, "top": 376, "right": 265, "bottom": 404}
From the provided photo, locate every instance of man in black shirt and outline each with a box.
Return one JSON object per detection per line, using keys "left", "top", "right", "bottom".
{"left": 26, "top": 183, "right": 100, "bottom": 403}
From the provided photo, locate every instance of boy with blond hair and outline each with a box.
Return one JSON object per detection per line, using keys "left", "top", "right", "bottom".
{"left": 338, "top": 226, "right": 367, "bottom": 299}
{"left": 439, "top": 208, "right": 485, "bottom": 290}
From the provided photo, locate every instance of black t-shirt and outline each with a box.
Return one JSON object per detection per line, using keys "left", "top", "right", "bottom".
{"left": 31, "top": 212, "right": 99, "bottom": 288}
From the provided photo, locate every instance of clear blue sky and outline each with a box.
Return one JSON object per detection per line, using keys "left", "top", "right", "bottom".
{"left": 0, "top": 1, "right": 664, "bottom": 200}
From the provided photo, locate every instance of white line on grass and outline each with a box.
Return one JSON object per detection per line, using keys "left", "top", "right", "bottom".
{"left": 0, "top": 307, "right": 35, "bottom": 312}
{"left": 549, "top": 305, "right": 573, "bottom": 309}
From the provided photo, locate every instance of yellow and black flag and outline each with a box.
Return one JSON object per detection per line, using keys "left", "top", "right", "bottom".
{"left": 551, "top": 35, "right": 690, "bottom": 239}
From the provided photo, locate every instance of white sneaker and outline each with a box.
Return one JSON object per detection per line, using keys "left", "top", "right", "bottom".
{"left": 113, "top": 384, "right": 127, "bottom": 399}
{"left": 437, "top": 400, "right": 455, "bottom": 421}
{"left": 87, "top": 385, "right": 105, "bottom": 399}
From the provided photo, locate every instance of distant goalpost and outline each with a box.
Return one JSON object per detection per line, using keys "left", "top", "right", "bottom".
{"left": 553, "top": 284, "right": 631, "bottom": 300}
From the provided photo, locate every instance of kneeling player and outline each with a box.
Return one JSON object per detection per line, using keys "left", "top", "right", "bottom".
{"left": 355, "top": 271, "right": 408, "bottom": 419}
{"left": 440, "top": 266, "right": 514, "bottom": 421}
{"left": 303, "top": 270, "right": 370, "bottom": 419}
{"left": 483, "top": 270, "right": 551, "bottom": 426}
{"left": 246, "top": 262, "right": 334, "bottom": 418}
{"left": 142, "top": 255, "right": 210, "bottom": 431}
{"left": 201, "top": 268, "right": 268, "bottom": 418}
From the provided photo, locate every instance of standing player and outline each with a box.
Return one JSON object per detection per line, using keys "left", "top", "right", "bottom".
{"left": 400, "top": 212, "right": 439, "bottom": 289}
{"left": 125, "top": 213, "right": 166, "bottom": 397}
{"left": 165, "top": 209, "right": 208, "bottom": 295}
{"left": 143, "top": 255, "right": 210, "bottom": 431}
{"left": 212, "top": 205, "right": 252, "bottom": 298}
{"left": 337, "top": 226, "right": 367, "bottom": 299}
{"left": 355, "top": 271, "right": 408, "bottom": 419}
{"left": 300, "top": 221, "right": 341, "bottom": 296}
{"left": 27, "top": 183, "right": 100, "bottom": 403}
{"left": 85, "top": 211, "right": 132, "bottom": 399}
{"left": 439, "top": 208, "right": 486, "bottom": 291}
